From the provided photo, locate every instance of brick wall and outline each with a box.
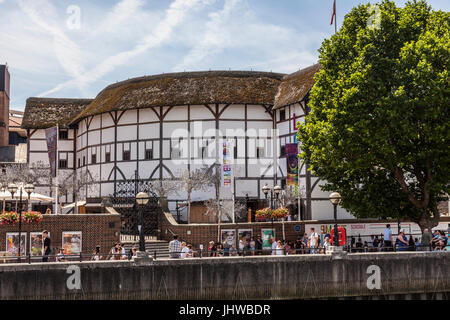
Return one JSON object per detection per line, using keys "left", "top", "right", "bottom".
{"left": 0, "top": 214, "right": 121, "bottom": 256}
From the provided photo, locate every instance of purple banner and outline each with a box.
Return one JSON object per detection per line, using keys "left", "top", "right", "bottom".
{"left": 285, "top": 143, "right": 298, "bottom": 186}
{"left": 45, "top": 126, "right": 58, "bottom": 177}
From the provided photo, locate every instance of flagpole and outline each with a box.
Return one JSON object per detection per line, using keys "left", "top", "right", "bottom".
{"left": 335, "top": 0, "right": 337, "bottom": 33}
{"left": 55, "top": 124, "right": 59, "bottom": 215}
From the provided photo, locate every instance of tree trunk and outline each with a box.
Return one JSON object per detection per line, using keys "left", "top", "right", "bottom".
{"left": 414, "top": 205, "right": 440, "bottom": 234}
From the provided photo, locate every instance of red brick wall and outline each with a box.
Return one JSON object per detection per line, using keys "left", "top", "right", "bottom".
{"left": 0, "top": 214, "right": 121, "bottom": 256}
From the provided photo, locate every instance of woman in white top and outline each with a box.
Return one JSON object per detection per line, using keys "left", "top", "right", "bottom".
{"left": 180, "top": 242, "right": 189, "bottom": 259}
{"left": 238, "top": 239, "right": 245, "bottom": 255}
{"left": 275, "top": 241, "right": 284, "bottom": 255}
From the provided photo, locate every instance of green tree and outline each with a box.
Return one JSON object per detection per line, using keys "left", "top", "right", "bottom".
{"left": 298, "top": 0, "right": 449, "bottom": 232}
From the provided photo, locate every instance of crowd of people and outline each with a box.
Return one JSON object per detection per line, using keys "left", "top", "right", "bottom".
{"left": 167, "top": 225, "right": 450, "bottom": 259}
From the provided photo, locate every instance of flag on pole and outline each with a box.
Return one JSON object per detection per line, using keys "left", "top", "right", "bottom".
{"left": 331, "top": 0, "right": 336, "bottom": 25}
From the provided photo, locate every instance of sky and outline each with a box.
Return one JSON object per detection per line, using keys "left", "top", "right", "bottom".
{"left": 0, "top": 0, "right": 448, "bottom": 111}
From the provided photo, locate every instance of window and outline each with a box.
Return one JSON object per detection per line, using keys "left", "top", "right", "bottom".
{"left": 123, "top": 150, "right": 130, "bottom": 161}
{"left": 200, "top": 147, "right": 207, "bottom": 159}
{"left": 145, "top": 149, "right": 153, "bottom": 160}
{"left": 78, "top": 158, "right": 80, "bottom": 168}
{"left": 105, "top": 152, "right": 111, "bottom": 163}
{"left": 83, "top": 156, "right": 86, "bottom": 166}
{"left": 59, "top": 159, "right": 68, "bottom": 169}
{"left": 59, "top": 129, "right": 68, "bottom": 140}
{"left": 280, "top": 145, "right": 286, "bottom": 157}
{"left": 280, "top": 109, "right": 286, "bottom": 121}
{"left": 91, "top": 154, "right": 97, "bottom": 164}
{"left": 257, "top": 147, "right": 265, "bottom": 159}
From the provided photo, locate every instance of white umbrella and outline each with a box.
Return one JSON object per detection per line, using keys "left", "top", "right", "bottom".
{"left": 0, "top": 188, "right": 54, "bottom": 202}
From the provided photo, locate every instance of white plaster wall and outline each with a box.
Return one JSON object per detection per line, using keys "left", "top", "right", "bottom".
{"left": 117, "top": 125, "right": 137, "bottom": 141}
{"left": 247, "top": 105, "right": 271, "bottom": 119}
{"left": 89, "top": 115, "right": 101, "bottom": 130}
{"left": 29, "top": 140, "right": 47, "bottom": 151}
{"left": 165, "top": 106, "right": 188, "bottom": 121}
{"left": 120, "top": 110, "right": 137, "bottom": 124}
{"left": 139, "top": 123, "right": 159, "bottom": 139}
{"left": 101, "top": 113, "right": 115, "bottom": 127}
{"left": 220, "top": 104, "right": 245, "bottom": 119}
{"left": 190, "top": 105, "right": 214, "bottom": 120}
{"left": 139, "top": 108, "right": 159, "bottom": 123}
{"left": 101, "top": 127, "right": 115, "bottom": 144}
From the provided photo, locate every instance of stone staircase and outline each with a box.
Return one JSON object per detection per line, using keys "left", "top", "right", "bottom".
{"left": 122, "top": 240, "right": 170, "bottom": 259}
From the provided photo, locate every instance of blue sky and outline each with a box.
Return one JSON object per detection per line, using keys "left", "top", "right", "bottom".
{"left": 0, "top": 0, "right": 448, "bottom": 111}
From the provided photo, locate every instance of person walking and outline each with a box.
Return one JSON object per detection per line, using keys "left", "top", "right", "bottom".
{"left": 270, "top": 237, "right": 277, "bottom": 255}
{"left": 408, "top": 235, "right": 415, "bottom": 251}
{"left": 249, "top": 237, "right": 256, "bottom": 256}
{"left": 169, "top": 234, "right": 181, "bottom": 258}
{"left": 308, "top": 228, "right": 319, "bottom": 254}
{"left": 383, "top": 224, "right": 393, "bottom": 251}
{"left": 421, "top": 228, "right": 432, "bottom": 251}
{"left": 255, "top": 236, "right": 263, "bottom": 255}
{"left": 42, "top": 230, "right": 51, "bottom": 262}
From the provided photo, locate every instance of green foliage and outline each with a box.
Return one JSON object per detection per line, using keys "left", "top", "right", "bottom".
{"left": 298, "top": 0, "right": 449, "bottom": 229}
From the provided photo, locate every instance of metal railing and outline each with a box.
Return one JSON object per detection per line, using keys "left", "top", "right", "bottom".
{"left": 0, "top": 242, "right": 448, "bottom": 264}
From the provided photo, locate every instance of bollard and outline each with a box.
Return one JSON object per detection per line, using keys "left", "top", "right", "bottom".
{"left": 80, "top": 252, "right": 82, "bottom": 262}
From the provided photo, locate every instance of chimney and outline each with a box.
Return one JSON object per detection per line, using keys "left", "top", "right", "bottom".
{"left": 0, "top": 64, "right": 10, "bottom": 147}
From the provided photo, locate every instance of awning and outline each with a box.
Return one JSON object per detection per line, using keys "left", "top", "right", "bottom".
{"left": 62, "top": 201, "right": 86, "bottom": 209}
{"left": 0, "top": 188, "right": 54, "bottom": 202}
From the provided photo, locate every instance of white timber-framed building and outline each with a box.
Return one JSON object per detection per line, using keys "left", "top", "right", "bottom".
{"left": 22, "top": 66, "right": 354, "bottom": 221}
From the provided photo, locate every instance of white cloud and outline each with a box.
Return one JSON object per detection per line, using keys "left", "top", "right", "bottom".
{"left": 173, "top": 0, "right": 322, "bottom": 74}
{"left": 39, "top": 0, "right": 213, "bottom": 97}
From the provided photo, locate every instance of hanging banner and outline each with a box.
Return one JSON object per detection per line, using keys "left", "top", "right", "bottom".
{"left": 222, "top": 141, "right": 233, "bottom": 188}
{"left": 45, "top": 126, "right": 58, "bottom": 177}
{"left": 285, "top": 143, "right": 298, "bottom": 186}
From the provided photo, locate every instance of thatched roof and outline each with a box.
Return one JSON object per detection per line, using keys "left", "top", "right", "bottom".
{"left": 273, "top": 64, "right": 321, "bottom": 109}
{"left": 22, "top": 98, "right": 93, "bottom": 129}
{"left": 72, "top": 70, "right": 285, "bottom": 122}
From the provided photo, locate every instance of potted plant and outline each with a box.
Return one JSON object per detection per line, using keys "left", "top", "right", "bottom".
{"left": 273, "top": 207, "right": 289, "bottom": 220}
{"left": 22, "top": 211, "right": 44, "bottom": 224}
{"left": 255, "top": 207, "right": 273, "bottom": 221}
{"left": 0, "top": 212, "right": 20, "bottom": 225}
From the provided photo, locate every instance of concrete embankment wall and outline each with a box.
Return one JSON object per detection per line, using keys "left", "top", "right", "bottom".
{"left": 0, "top": 252, "right": 449, "bottom": 300}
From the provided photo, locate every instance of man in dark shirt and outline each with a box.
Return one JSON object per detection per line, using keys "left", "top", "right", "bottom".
{"left": 42, "top": 230, "right": 51, "bottom": 262}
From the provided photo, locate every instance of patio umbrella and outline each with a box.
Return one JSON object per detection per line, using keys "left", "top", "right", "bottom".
{"left": 0, "top": 188, "right": 54, "bottom": 202}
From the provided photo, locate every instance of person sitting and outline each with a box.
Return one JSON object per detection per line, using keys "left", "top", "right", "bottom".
{"left": 396, "top": 230, "right": 409, "bottom": 251}
{"left": 229, "top": 245, "right": 238, "bottom": 256}
{"left": 45, "top": 208, "right": 52, "bottom": 215}
{"left": 56, "top": 248, "right": 65, "bottom": 262}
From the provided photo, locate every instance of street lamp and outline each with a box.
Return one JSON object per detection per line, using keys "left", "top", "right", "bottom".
{"left": 24, "top": 184, "right": 35, "bottom": 212}
{"left": 329, "top": 192, "right": 341, "bottom": 247}
{"left": 8, "top": 183, "right": 18, "bottom": 211}
{"left": 136, "top": 192, "right": 149, "bottom": 254}
{"left": 262, "top": 184, "right": 282, "bottom": 235}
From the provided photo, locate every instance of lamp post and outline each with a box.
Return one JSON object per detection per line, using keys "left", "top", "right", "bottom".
{"left": 8, "top": 184, "right": 22, "bottom": 260}
{"left": 135, "top": 192, "right": 149, "bottom": 254}
{"left": 0, "top": 183, "right": 5, "bottom": 212}
{"left": 329, "top": 192, "right": 342, "bottom": 247}
{"left": 24, "top": 184, "right": 35, "bottom": 212}
{"left": 262, "top": 184, "right": 282, "bottom": 235}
